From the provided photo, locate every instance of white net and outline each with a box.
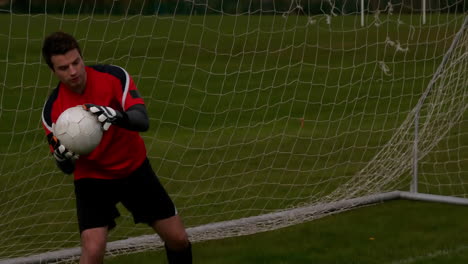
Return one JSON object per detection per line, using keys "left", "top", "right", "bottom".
{"left": 0, "top": 0, "right": 466, "bottom": 262}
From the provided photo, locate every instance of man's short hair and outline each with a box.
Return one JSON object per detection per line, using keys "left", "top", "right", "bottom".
{"left": 42, "top": 31, "right": 82, "bottom": 70}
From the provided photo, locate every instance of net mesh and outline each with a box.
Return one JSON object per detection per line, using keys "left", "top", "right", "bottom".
{"left": 0, "top": 0, "right": 466, "bottom": 261}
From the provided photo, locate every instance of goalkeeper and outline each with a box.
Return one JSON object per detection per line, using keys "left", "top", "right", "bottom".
{"left": 41, "top": 31, "right": 192, "bottom": 264}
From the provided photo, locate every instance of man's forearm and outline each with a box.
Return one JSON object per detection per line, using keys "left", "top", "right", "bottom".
{"left": 56, "top": 158, "right": 75, "bottom": 174}
{"left": 115, "top": 104, "right": 149, "bottom": 132}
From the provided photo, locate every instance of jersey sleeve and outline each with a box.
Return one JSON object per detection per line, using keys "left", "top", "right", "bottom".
{"left": 42, "top": 86, "right": 60, "bottom": 135}
{"left": 120, "top": 71, "right": 145, "bottom": 111}
{"left": 42, "top": 87, "right": 59, "bottom": 152}
{"left": 90, "top": 64, "right": 145, "bottom": 111}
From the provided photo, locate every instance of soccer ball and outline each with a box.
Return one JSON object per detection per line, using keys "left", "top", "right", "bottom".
{"left": 53, "top": 106, "right": 103, "bottom": 155}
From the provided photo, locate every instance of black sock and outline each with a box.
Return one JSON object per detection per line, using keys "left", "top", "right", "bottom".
{"left": 165, "top": 242, "right": 192, "bottom": 264}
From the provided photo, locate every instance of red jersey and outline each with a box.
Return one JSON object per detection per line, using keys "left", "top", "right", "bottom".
{"left": 42, "top": 65, "right": 147, "bottom": 180}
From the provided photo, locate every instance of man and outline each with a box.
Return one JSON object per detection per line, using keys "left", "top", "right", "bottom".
{"left": 41, "top": 31, "right": 192, "bottom": 264}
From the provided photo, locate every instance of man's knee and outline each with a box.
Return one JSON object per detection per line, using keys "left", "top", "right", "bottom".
{"left": 82, "top": 240, "right": 106, "bottom": 256}
{"left": 80, "top": 227, "right": 108, "bottom": 263}
{"left": 164, "top": 229, "right": 190, "bottom": 251}
{"left": 152, "top": 215, "right": 189, "bottom": 250}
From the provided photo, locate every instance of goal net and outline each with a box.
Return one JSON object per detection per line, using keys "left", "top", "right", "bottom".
{"left": 0, "top": 0, "right": 466, "bottom": 262}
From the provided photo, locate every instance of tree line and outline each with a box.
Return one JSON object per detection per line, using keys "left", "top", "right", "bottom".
{"left": 1, "top": 0, "right": 466, "bottom": 15}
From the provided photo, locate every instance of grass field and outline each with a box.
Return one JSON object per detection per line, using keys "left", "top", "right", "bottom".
{"left": 106, "top": 200, "right": 468, "bottom": 264}
{"left": 0, "top": 12, "right": 467, "bottom": 263}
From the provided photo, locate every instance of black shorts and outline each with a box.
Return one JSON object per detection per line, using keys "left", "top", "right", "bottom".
{"left": 74, "top": 158, "right": 176, "bottom": 233}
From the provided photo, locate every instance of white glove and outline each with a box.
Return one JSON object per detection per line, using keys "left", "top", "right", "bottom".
{"left": 47, "top": 134, "right": 79, "bottom": 162}
{"left": 84, "top": 104, "right": 123, "bottom": 131}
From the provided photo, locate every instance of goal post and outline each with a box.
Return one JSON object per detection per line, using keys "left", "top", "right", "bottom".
{"left": 0, "top": 0, "right": 467, "bottom": 263}
{"left": 411, "top": 15, "right": 468, "bottom": 194}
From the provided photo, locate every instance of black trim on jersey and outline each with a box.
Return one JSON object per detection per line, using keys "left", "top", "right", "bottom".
{"left": 89, "top": 64, "right": 127, "bottom": 94}
{"left": 43, "top": 83, "right": 61, "bottom": 129}
{"left": 130, "top": 90, "right": 141, "bottom": 99}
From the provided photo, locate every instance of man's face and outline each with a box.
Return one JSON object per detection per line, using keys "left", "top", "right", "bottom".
{"left": 50, "top": 49, "right": 86, "bottom": 93}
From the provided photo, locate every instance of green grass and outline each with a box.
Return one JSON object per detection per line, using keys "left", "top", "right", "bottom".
{"left": 0, "top": 12, "right": 467, "bottom": 263}
{"left": 106, "top": 200, "right": 468, "bottom": 264}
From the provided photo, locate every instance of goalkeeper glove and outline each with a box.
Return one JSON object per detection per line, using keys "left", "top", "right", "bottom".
{"left": 83, "top": 104, "right": 123, "bottom": 131}
{"left": 47, "top": 133, "right": 79, "bottom": 162}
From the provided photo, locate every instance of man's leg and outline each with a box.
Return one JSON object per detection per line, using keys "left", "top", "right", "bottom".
{"left": 80, "top": 226, "right": 108, "bottom": 264}
{"left": 122, "top": 159, "right": 192, "bottom": 262}
{"left": 152, "top": 215, "right": 192, "bottom": 263}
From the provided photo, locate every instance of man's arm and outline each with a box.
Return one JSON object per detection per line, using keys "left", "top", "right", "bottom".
{"left": 56, "top": 158, "right": 75, "bottom": 174}
{"left": 114, "top": 104, "right": 149, "bottom": 132}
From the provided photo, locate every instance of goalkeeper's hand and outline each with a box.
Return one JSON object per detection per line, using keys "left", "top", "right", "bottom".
{"left": 47, "top": 134, "right": 79, "bottom": 162}
{"left": 83, "top": 104, "right": 123, "bottom": 131}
